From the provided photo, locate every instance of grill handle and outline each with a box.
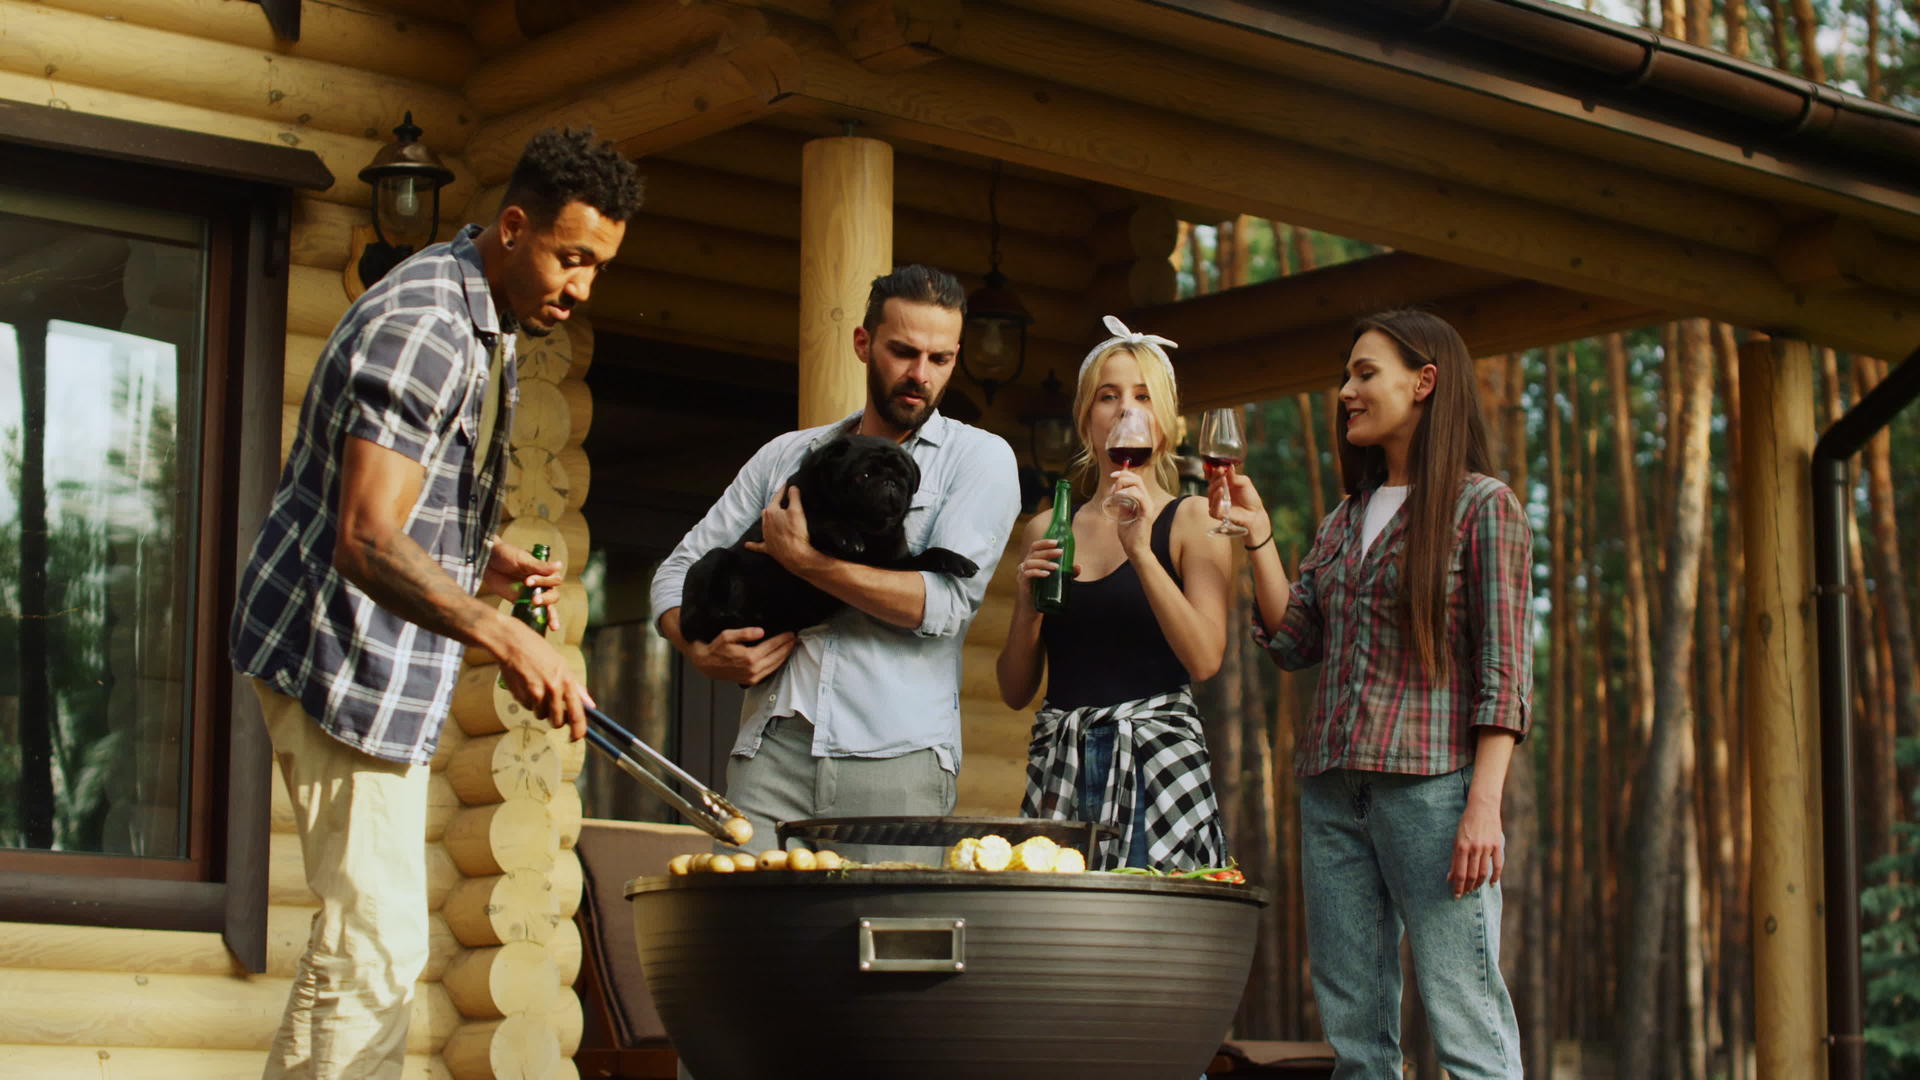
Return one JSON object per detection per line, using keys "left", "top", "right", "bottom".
{"left": 857, "top": 917, "right": 967, "bottom": 974}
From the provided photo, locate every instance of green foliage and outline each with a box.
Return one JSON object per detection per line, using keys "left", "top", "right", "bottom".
{"left": 1862, "top": 738, "right": 1920, "bottom": 1080}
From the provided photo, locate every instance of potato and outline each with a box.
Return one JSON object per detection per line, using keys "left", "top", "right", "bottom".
{"left": 667, "top": 854, "right": 693, "bottom": 876}
{"left": 757, "top": 849, "right": 790, "bottom": 871}
{"left": 815, "top": 850, "right": 843, "bottom": 870}
{"left": 708, "top": 853, "right": 736, "bottom": 873}
{"left": 731, "top": 852, "right": 758, "bottom": 872}
{"left": 787, "top": 848, "right": 818, "bottom": 871}
{"left": 724, "top": 816, "right": 754, "bottom": 847}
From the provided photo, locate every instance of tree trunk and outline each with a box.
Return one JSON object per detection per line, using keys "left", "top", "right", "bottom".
{"left": 1857, "top": 355, "right": 1919, "bottom": 862}
{"left": 1231, "top": 214, "right": 1254, "bottom": 288}
{"left": 1615, "top": 318, "right": 1715, "bottom": 1078}
{"left": 1506, "top": 352, "right": 1530, "bottom": 507}
{"left": 1866, "top": 0, "right": 1883, "bottom": 100}
{"left": 1216, "top": 219, "right": 1238, "bottom": 291}
{"left": 1191, "top": 223, "right": 1212, "bottom": 296}
{"left": 1765, "top": 1, "right": 1792, "bottom": 70}
{"left": 1607, "top": 335, "right": 1658, "bottom": 785}
{"left": 1788, "top": 0, "right": 1825, "bottom": 80}
{"left": 1546, "top": 346, "right": 1568, "bottom": 1046}
{"left": 1584, "top": 468, "right": 1612, "bottom": 1043}
{"left": 1727, "top": 0, "right": 1750, "bottom": 59}
{"left": 1298, "top": 395, "right": 1327, "bottom": 524}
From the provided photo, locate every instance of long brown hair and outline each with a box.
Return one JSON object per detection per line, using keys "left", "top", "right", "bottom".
{"left": 1336, "top": 310, "right": 1494, "bottom": 681}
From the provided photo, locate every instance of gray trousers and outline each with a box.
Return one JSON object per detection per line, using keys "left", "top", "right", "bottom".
{"left": 719, "top": 714, "right": 957, "bottom": 863}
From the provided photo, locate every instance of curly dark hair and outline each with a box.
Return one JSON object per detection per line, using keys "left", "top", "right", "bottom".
{"left": 500, "top": 127, "right": 644, "bottom": 225}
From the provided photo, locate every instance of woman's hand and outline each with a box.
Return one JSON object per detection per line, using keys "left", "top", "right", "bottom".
{"left": 1016, "top": 537, "right": 1074, "bottom": 590}
{"left": 1110, "top": 469, "right": 1154, "bottom": 557}
{"left": 1448, "top": 791, "right": 1505, "bottom": 898}
{"left": 1208, "top": 469, "right": 1271, "bottom": 543}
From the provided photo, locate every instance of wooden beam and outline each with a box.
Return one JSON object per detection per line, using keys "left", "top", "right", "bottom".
{"left": 833, "top": 0, "right": 963, "bottom": 73}
{"left": 464, "top": 1, "right": 747, "bottom": 119}
{"left": 1175, "top": 280, "right": 1663, "bottom": 408}
{"left": 1127, "top": 251, "right": 1511, "bottom": 350}
{"left": 800, "top": 136, "right": 891, "bottom": 427}
{"left": 946, "top": 2, "right": 1783, "bottom": 258}
{"left": 1773, "top": 216, "right": 1920, "bottom": 298}
{"left": 655, "top": 123, "right": 1097, "bottom": 239}
{"left": 769, "top": 17, "right": 1918, "bottom": 358}
{"left": 0, "top": 0, "right": 471, "bottom": 152}
{"left": 466, "top": 36, "right": 802, "bottom": 183}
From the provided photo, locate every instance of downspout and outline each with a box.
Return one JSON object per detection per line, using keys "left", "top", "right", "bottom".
{"left": 1811, "top": 345, "right": 1920, "bottom": 1080}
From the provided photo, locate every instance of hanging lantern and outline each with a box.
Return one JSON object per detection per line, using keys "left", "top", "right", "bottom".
{"left": 356, "top": 112, "right": 454, "bottom": 287}
{"left": 960, "top": 161, "right": 1031, "bottom": 404}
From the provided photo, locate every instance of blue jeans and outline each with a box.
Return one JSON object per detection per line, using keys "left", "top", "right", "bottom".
{"left": 1078, "top": 720, "right": 1151, "bottom": 869}
{"left": 1300, "top": 767, "right": 1523, "bottom": 1079}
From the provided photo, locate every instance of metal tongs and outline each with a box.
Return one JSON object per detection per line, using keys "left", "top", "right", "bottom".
{"left": 584, "top": 707, "right": 749, "bottom": 847}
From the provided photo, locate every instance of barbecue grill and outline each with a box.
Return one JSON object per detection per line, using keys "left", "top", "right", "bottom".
{"left": 623, "top": 817, "right": 1268, "bottom": 1080}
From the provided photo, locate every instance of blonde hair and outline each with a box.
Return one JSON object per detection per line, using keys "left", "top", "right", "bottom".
{"left": 1068, "top": 343, "right": 1181, "bottom": 495}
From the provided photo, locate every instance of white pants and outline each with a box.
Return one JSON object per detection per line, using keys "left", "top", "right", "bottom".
{"left": 255, "top": 680, "right": 430, "bottom": 1080}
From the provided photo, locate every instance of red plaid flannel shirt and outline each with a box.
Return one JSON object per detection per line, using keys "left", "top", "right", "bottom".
{"left": 1255, "top": 472, "right": 1534, "bottom": 777}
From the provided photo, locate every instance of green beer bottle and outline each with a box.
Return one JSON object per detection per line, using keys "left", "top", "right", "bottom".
{"left": 1032, "top": 480, "right": 1073, "bottom": 615}
{"left": 498, "top": 543, "right": 551, "bottom": 689}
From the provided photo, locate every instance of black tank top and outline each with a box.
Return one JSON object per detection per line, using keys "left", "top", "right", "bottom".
{"left": 1040, "top": 496, "right": 1193, "bottom": 710}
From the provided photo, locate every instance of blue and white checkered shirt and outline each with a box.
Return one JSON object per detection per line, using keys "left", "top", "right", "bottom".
{"left": 231, "top": 225, "right": 516, "bottom": 765}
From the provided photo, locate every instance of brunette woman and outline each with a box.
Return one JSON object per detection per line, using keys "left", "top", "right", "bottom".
{"left": 1214, "top": 310, "right": 1530, "bottom": 1078}
{"left": 996, "top": 317, "right": 1232, "bottom": 870}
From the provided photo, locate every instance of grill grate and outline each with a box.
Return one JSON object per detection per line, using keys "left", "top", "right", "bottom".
{"left": 776, "top": 815, "right": 1118, "bottom": 862}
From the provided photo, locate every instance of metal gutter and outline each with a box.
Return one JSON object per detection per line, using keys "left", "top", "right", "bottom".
{"left": 1811, "top": 345, "right": 1920, "bottom": 1080}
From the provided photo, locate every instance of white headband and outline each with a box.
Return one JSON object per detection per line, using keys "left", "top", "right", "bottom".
{"left": 1080, "top": 315, "right": 1178, "bottom": 391}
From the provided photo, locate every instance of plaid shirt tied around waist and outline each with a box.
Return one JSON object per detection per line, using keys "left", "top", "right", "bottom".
{"left": 1256, "top": 472, "right": 1534, "bottom": 778}
{"left": 230, "top": 225, "right": 515, "bottom": 766}
{"left": 1023, "top": 687, "right": 1227, "bottom": 871}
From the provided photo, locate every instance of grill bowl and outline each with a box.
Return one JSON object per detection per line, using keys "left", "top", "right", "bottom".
{"left": 626, "top": 869, "right": 1266, "bottom": 1079}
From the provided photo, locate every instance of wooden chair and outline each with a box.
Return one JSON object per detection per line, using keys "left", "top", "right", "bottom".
{"left": 573, "top": 819, "right": 713, "bottom": 1080}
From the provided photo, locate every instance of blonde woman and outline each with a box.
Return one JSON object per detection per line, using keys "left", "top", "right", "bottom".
{"left": 995, "top": 317, "right": 1232, "bottom": 870}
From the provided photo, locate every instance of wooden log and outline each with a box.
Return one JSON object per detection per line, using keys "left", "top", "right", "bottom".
{"left": 271, "top": 765, "right": 297, "bottom": 834}
{"left": 834, "top": 0, "right": 963, "bottom": 73}
{"left": 1089, "top": 200, "right": 1181, "bottom": 265}
{"left": 442, "top": 941, "right": 560, "bottom": 1019}
{"left": 427, "top": 770, "right": 460, "bottom": 841}
{"left": 444, "top": 1015, "right": 562, "bottom": 1080}
{"left": 584, "top": 265, "right": 796, "bottom": 352}
{"left": 269, "top": 830, "right": 316, "bottom": 907}
{"left": 280, "top": 402, "right": 302, "bottom": 463}
{"left": 500, "top": 516, "right": 569, "bottom": 574}
{"left": 284, "top": 332, "right": 329, "bottom": 407}
{"left": 459, "top": 183, "right": 507, "bottom": 232}
{"left": 33, "top": 0, "right": 478, "bottom": 88}
{"left": 547, "top": 915, "right": 583, "bottom": 987}
{"left": 550, "top": 781, "right": 584, "bottom": 850}
{"left": 467, "top": 36, "right": 801, "bottom": 184}
{"left": 801, "top": 136, "right": 892, "bottom": 429}
{"left": 431, "top": 720, "right": 469, "bottom": 773}
{"left": 424, "top": 912, "right": 459, "bottom": 983}
{"left": 291, "top": 197, "right": 368, "bottom": 273}
{"left": 0, "top": 918, "right": 238, "bottom": 977}
{"left": 557, "top": 445, "right": 591, "bottom": 512}
{"left": 288, "top": 263, "right": 351, "bottom": 340}
{"left": 550, "top": 847, "right": 584, "bottom": 919}
{"left": 411, "top": 981, "right": 460, "bottom": 1054}
{"left": 447, "top": 727, "right": 564, "bottom": 806}
{"left": 464, "top": 0, "right": 746, "bottom": 118}
{"left": 1738, "top": 336, "right": 1825, "bottom": 1080}
{"left": 552, "top": 727, "right": 587, "bottom": 784}
{"left": 0, "top": 1045, "right": 447, "bottom": 1079}
{"left": 557, "top": 511, "right": 591, "bottom": 575}
{"left": 514, "top": 328, "right": 572, "bottom": 384}
{"left": 564, "top": 314, "right": 595, "bottom": 378}
{"left": 450, "top": 662, "right": 535, "bottom": 737}
{"left": 266, "top": 904, "right": 314, "bottom": 978}
{"left": 653, "top": 123, "right": 1096, "bottom": 240}
{"left": 782, "top": 23, "right": 1920, "bottom": 359}
{"left": 0, "top": 0, "right": 472, "bottom": 152}
{"left": 427, "top": 838, "right": 459, "bottom": 912}
{"left": 0, "top": 966, "right": 288, "bottom": 1050}
{"left": 443, "top": 797, "right": 557, "bottom": 877}
{"left": 503, "top": 447, "right": 569, "bottom": 523}
{"left": 557, "top": 579, "right": 588, "bottom": 647}
{"left": 557, "top": 377, "right": 594, "bottom": 444}
{"left": 509, "top": 379, "right": 572, "bottom": 454}
{"left": 443, "top": 869, "right": 563, "bottom": 947}
{"left": 553, "top": 991, "right": 586, "bottom": 1057}
{"left": 0, "top": 69, "right": 474, "bottom": 212}
{"left": 1090, "top": 258, "right": 1177, "bottom": 314}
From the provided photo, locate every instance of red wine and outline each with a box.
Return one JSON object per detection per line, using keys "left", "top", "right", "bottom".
{"left": 1203, "top": 454, "right": 1243, "bottom": 474}
{"left": 1107, "top": 446, "right": 1151, "bottom": 468}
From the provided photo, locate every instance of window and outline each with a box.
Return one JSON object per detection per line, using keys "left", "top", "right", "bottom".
{"left": 0, "top": 110, "right": 328, "bottom": 968}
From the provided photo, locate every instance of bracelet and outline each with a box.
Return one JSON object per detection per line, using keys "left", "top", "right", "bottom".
{"left": 1244, "top": 531, "right": 1274, "bottom": 552}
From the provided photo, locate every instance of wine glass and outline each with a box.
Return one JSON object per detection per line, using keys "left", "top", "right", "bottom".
{"left": 1102, "top": 407, "right": 1155, "bottom": 522}
{"left": 1199, "top": 407, "right": 1249, "bottom": 537}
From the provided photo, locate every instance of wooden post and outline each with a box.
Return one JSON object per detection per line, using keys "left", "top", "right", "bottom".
{"left": 799, "top": 136, "right": 892, "bottom": 429}
{"left": 1737, "top": 336, "right": 1826, "bottom": 1080}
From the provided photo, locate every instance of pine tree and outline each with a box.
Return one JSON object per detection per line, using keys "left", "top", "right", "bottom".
{"left": 1863, "top": 737, "right": 1920, "bottom": 1080}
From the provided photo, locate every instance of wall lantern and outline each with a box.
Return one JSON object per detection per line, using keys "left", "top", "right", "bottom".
{"left": 355, "top": 112, "right": 454, "bottom": 288}
{"left": 959, "top": 161, "right": 1031, "bottom": 404}
{"left": 1017, "top": 368, "right": 1077, "bottom": 513}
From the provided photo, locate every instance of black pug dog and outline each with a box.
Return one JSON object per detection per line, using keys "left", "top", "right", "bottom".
{"left": 678, "top": 435, "right": 979, "bottom": 643}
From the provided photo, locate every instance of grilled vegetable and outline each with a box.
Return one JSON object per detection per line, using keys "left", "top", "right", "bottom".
{"left": 724, "top": 816, "right": 755, "bottom": 847}
{"left": 788, "top": 848, "right": 818, "bottom": 871}
{"left": 815, "top": 850, "right": 844, "bottom": 870}
{"left": 1052, "top": 848, "right": 1087, "bottom": 874}
{"left": 945, "top": 837, "right": 981, "bottom": 870}
{"left": 708, "top": 854, "right": 736, "bottom": 873}
{"left": 668, "top": 854, "right": 694, "bottom": 876}
{"left": 757, "top": 849, "right": 790, "bottom": 871}
{"left": 974, "top": 834, "right": 1013, "bottom": 872}
{"left": 731, "top": 853, "right": 758, "bottom": 872}
{"left": 1009, "top": 836, "right": 1058, "bottom": 872}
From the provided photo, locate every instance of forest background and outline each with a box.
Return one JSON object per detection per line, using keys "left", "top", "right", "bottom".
{"left": 1188, "top": 2, "right": 1920, "bottom": 1077}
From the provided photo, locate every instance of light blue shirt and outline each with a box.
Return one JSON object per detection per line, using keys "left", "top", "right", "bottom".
{"left": 650, "top": 409, "right": 1020, "bottom": 772}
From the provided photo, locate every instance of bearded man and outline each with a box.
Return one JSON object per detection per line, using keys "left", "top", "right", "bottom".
{"left": 650, "top": 264, "right": 1020, "bottom": 858}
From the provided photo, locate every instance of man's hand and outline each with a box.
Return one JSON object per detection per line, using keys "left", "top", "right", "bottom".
{"left": 745, "top": 485, "right": 825, "bottom": 575}
{"left": 482, "top": 540, "right": 565, "bottom": 629}
{"left": 496, "top": 617, "right": 594, "bottom": 740}
{"left": 687, "top": 625, "right": 798, "bottom": 687}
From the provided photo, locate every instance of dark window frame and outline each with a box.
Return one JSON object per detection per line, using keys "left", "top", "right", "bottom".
{"left": 0, "top": 108, "right": 328, "bottom": 971}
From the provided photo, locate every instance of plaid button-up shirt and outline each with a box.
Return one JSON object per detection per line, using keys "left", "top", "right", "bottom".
{"left": 1256, "top": 472, "right": 1534, "bottom": 777}
{"left": 231, "top": 225, "right": 515, "bottom": 765}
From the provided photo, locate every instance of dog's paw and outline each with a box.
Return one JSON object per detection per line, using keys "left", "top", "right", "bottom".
{"left": 899, "top": 547, "right": 979, "bottom": 577}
